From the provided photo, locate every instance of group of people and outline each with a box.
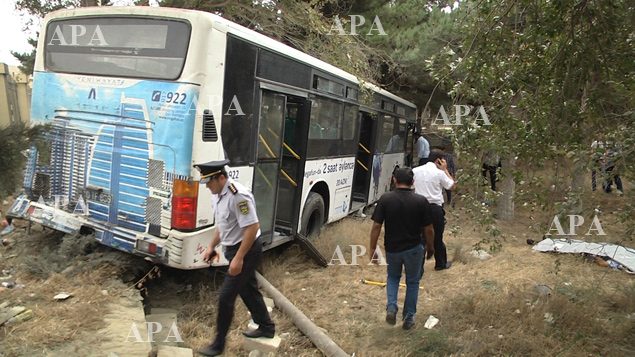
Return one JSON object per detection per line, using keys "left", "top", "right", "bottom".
{"left": 192, "top": 138, "right": 457, "bottom": 354}
{"left": 415, "top": 132, "right": 456, "bottom": 204}
{"left": 370, "top": 147, "right": 456, "bottom": 330}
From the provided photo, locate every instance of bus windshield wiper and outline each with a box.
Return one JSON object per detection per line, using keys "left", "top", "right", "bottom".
{"left": 91, "top": 48, "right": 138, "bottom": 55}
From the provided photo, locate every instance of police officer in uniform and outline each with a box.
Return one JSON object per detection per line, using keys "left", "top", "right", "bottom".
{"left": 195, "top": 159, "right": 275, "bottom": 357}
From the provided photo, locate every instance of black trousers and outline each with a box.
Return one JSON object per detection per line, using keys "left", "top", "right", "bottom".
{"left": 429, "top": 204, "right": 448, "bottom": 269}
{"left": 212, "top": 238, "right": 274, "bottom": 349}
{"left": 482, "top": 164, "right": 497, "bottom": 191}
{"left": 419, "top": 157, "right": 428, "bottom": 166}
{"left": 603, "top": 166, "right": 623, "bottom": 193}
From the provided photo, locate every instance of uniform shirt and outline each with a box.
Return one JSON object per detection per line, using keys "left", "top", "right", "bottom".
{"left": 416, "top": 136, "right": 430, "bottom": 159}
{"left": 371, "top": 188, "right": 432, "bottom": 253}
{"left": 212, "top": 179, "right": 260, "bottom": 247}
{"left": 413, "top": 162, "right": 455, "bottom": 206}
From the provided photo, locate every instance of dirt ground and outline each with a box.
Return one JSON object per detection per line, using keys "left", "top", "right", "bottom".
{"left": 1, "top": 180, "right": 634, "bottom": 356}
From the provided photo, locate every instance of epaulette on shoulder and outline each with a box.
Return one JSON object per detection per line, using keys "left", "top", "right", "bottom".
{"left": 228, "top": 183, "right": 238, "bottom": 194}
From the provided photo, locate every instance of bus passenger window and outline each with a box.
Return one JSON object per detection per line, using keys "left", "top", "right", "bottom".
{"left": 342, "top": 105, "right": 358, "bottom": 140}
{"left": 377, "top": 115, "right": 395, "bottom": 152}
{"left": 307, "top": 97, "right": 344, "bottom": 158}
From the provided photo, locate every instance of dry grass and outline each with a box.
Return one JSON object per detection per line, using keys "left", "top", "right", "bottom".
{"left": 250, "top": 187, "right": 635, "bottom": 357}
{"left": 1, "top": 172, "right": 632, "bottom": 356}
{"left": 0, "top": 265, "right": 128, "bottom": 356}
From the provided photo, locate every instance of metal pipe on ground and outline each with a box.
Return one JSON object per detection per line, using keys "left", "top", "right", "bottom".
{"left": 255, "top": 272, "right": 350, "bottom": 357}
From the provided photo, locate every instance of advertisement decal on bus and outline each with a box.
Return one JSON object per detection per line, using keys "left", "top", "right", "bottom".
{"left": 24, "top": 72, "right": 200, "bottom": 249}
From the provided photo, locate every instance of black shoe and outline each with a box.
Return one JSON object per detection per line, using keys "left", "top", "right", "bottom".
{"left": 386, "top": 307, "right": 397, "bottom": 325}
{"left": 435, "top": 262, "right": 453, "bottom": 271}
{"left": 242, "top": 328, "right": 275, "bottom": 339}
{"left": 197, "top": 344, "right": 223, "bottom": 356}
{"left": 403, "top": 320, "right": 415, "bottom": 330}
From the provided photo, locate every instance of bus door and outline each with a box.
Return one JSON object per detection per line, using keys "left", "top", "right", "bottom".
{"left": 252, "top": 90, "right": 309, "bottom": 244}
{"left": 275, "top": 97, "right": 310, "bottom": 235}
{"left": 351, "top": 111, "right": 376, "bottom": 211}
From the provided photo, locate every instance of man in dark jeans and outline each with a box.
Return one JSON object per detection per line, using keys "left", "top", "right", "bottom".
{"left": 195, "top": 159, "right": 275, "bottom": 356}
{"left": 369, "top": 168, "right": 435, "bottom": 330}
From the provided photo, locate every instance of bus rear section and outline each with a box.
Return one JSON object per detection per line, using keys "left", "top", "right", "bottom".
{"left": 6, "top": 11, "right": 223, "bottom": 269}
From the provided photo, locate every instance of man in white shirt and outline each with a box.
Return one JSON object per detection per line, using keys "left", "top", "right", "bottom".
{"left": 412, "top": 149, "right": 456, "bottom": 271}
{"left": 415, "top": 133, "right": 430, "bottom": 166}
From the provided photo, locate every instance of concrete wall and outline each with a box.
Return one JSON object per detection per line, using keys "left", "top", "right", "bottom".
{"left": 0, "top": 63, "right": 31, "bottom": 128}
{"left": 11, "top": 66, "right": 31, "bottom": 124}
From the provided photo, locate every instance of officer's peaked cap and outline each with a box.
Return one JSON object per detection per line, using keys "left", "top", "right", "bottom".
{"left": 193, "top": 159, "right": 230, "bottom": 179}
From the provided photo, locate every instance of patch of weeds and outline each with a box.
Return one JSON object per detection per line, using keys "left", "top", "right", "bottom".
{"left": 548, "top": 257, "right": 562, "bottom": 275}
{"left": 408, "top": 329, "right": 452, "bottom": 355}
{"left": 21, "top": 246, "right": 67, "bottom": 278}
{"left": 481, "top": 280, "right": 499, "bottom": 291}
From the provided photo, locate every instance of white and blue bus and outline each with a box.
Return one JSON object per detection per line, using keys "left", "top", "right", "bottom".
{"left": 8, "top": 7, "right": 417, "bottom": 269}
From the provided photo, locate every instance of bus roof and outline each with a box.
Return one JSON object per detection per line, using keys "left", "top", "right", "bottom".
{"left": 42, "top": 6, "right": 416, "bottom": 111}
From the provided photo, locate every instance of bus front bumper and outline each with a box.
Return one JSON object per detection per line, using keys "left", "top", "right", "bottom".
{"left": 6, "top": 194, "right": 227, "bottom": 269}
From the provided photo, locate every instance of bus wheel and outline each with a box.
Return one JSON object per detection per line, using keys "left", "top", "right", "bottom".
{"left": 301, "top": 192, "right": 325, "bottom": 238}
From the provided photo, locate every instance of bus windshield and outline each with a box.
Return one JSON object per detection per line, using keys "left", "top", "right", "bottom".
{"left": 44, "top": 17, "right": 191, "bottom": 79}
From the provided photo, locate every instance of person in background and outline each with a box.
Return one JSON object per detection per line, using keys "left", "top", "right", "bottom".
{"left": 603, "top": 141, "right": 624, "bottom": 195}
{"left": 415, "top": 132, "right": 430, "bottom": 166}
{"left": 482, "top": 149, "right": 499, "bottom": 191}
{"left": 386, "top": 131, "right": 405, "bottom": 153}
{"left": 441, "top": 146, "right": 456, "bottom": 204}
{"left": 369, "top": 167, "right": 434, "bottom": 330}
{"left": 412, "top": 149, "right": 455, "bottom": 271}
{"left": 590, "top": 133, "right": 605, "bottom": 192}
{"left": 195, "top": 159, "right": 275, "bottom": 357}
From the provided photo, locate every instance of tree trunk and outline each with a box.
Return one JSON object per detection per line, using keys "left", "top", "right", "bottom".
{"left": 498, "top": 154, "right": 516, "bottom": 221}
{"left": 568, "top": 155, "right": 586, "bottom": 213}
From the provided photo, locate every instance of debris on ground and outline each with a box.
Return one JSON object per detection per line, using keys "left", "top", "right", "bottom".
{"left": 0, "top": 303, "right": 28, "bottom": 326}
{"left": 360, "top": 279, "right": 424, "bottom": 290}
{"left": 469, "top": 249, "right": 493, "bottom": 260}
{"left": 533, "top": 285, "right": 552, "bottom": 297}
{"left": 424, "top": 315, "right": 439, "bottom": 329}
{"left": 53, "top": 292, "right": 73, "bottom": 301}
{"left": 0, "top": 225, "right": 15, "bottom": 236}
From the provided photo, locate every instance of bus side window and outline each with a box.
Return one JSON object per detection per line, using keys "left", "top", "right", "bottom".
{"left": 309, "top": 123, "right": 323, "bottom": 139}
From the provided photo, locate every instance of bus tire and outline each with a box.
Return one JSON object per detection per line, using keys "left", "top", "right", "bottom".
{"left": 301, "top": 192, "right": 325, "bottom": 238}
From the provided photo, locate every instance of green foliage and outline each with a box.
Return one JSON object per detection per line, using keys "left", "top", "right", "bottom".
{"left": 10, "top": 37, "right": 37, "bottom": 75}
{"left": 160, "top": 0, "right": 382, "bottom": 83}
{"left": 0, "top": 122, "right": 50, "bottom": 200}
{"left": 348, "top": 0, "right": 464, "bottom": 108}
{"left": 15, "top": 0, "right": 80, "bottom": 18}
{"left": 426, "top": 0, "right": 634, "bottom": 232}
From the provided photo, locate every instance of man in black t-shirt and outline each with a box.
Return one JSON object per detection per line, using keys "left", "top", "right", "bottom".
{"left": 369, "top": 167, "right": 434, "bottom": 330}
